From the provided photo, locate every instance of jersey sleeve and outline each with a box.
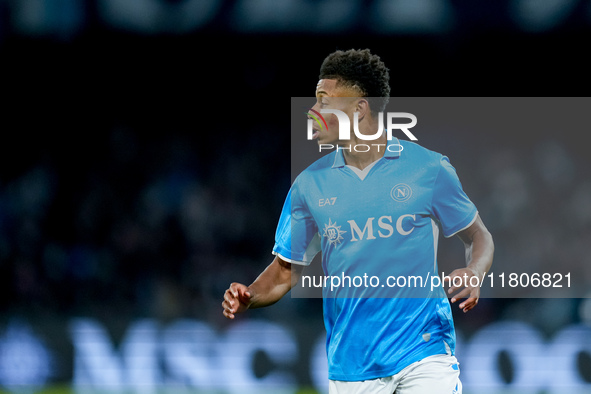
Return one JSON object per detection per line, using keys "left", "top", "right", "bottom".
{"left": 432, "top": 156, "right": 478, "bottom": 238}
{"left": 272, "top": 178, "right": 321, "bottom": 266}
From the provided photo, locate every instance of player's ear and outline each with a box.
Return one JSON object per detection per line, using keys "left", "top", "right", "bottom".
{"left": 356, "top": 98, "right": 370, "bottom": 122}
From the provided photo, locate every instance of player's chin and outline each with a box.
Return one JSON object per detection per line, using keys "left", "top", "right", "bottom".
{"left": 316, "top": 136, "right": 338, "bottom": 146}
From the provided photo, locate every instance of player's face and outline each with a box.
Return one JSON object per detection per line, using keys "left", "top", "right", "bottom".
{"left": 310, "top": 79, "right": 360, "bottom": 145}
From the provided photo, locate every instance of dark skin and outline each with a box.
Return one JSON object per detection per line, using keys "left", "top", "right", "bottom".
{"left": 222, "top": 214, "right": 494, "bottom": 318}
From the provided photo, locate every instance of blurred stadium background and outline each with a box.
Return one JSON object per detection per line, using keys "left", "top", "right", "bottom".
{"left": 1, "top": 0, "right": 591, "bottom": 393}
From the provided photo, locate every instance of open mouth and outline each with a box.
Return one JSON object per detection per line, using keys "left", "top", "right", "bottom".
{"left": 306, "top": 108, "right": 327, "bottom": 140}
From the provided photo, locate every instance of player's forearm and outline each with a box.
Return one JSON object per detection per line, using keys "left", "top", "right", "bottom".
{"left": 465, "top": 225, "right": 494, "bottom": 279}
{"left": 247, "top": 256, "right": 301, "bottom": 309}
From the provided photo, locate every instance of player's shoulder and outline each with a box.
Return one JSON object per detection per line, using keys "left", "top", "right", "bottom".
{"left": 399, "top": 140, "right": 448, "bottom": 167}
{"left": 295, "top": 151, "right": 336, "bottom": 181}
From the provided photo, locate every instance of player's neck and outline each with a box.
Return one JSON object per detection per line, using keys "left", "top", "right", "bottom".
{"left": 342, "top": 134, "right": 387, "bottom": 171}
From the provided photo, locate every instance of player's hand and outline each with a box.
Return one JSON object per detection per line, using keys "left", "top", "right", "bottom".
{"left": 444, "top": 267, "right": 482, "bottom": 313}
{"left": 222, "top": 282, "right": 252, "bottom": 319}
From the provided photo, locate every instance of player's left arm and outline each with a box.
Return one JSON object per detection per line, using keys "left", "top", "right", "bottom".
{"left": 446, "top": 214, "right": 494, "bottom": 313}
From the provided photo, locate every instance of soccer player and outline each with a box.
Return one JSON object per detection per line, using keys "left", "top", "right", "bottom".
{"left": 222, "top": 49, "right": 494, "bottom": 394}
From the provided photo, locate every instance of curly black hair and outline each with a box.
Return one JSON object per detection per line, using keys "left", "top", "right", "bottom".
{"left": 319, "top": 48, "right": 390, "bottom": 113}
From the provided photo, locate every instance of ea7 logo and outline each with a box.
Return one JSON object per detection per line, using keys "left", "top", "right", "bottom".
{"left": 319, "top": 197, "right": 337, "bottom": 206}
{"left": 348, "top": 214, "right": 416, "bottom": 241}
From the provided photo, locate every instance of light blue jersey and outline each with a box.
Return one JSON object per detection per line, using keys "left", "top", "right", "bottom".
{"left": 273, "top": 138, "right": 478, "bottom": 381}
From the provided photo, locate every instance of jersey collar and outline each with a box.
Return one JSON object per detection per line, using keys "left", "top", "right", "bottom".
{"left": 331, "top": 137, "right": 401, "bottom": 168}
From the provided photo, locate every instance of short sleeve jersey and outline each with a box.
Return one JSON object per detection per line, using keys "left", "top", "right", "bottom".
{"left": 273, "top": 138, "right": 478, "bottom": 381}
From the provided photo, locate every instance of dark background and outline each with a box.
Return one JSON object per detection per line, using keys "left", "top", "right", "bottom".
{"left": 1, "top": 0, "right": 591, "bottom": 392}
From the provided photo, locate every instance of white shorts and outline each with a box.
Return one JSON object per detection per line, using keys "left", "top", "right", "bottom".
{"left": 329, "top": 354, "right": 462, "bottom": 394}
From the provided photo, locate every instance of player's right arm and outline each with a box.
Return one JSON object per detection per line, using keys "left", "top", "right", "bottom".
{"left": 222, "top": 255, "right": 303, "bottom": 319}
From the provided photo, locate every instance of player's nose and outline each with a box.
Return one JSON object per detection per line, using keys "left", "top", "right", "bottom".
{"left": 310, "top": 101, "right": 321, "bottom": 114}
